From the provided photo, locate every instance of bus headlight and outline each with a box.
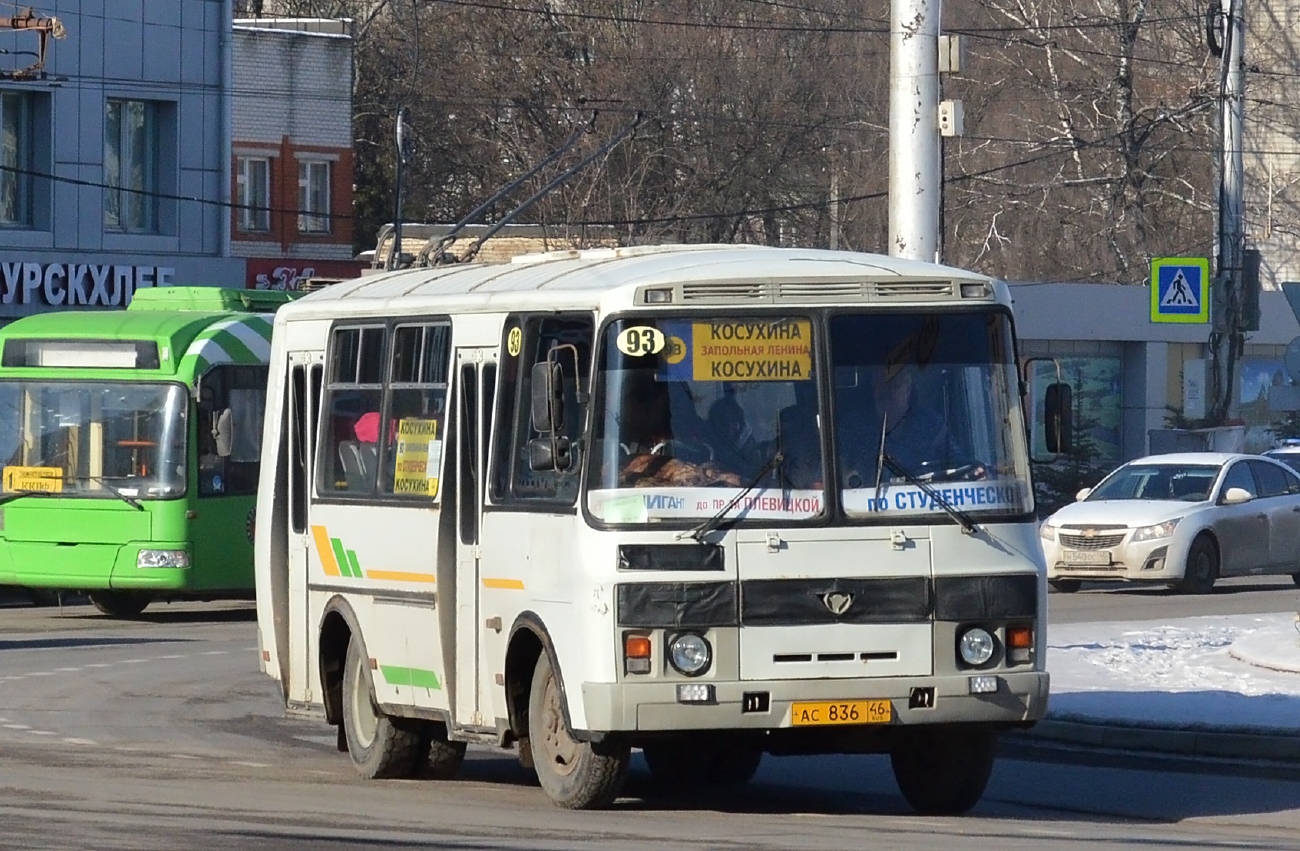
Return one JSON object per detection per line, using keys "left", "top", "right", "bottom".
{"left": 667, "top": 632, "right": 712, "bottom": 676}
{"left": 137, "top": 549, "right": 191, "bottom": 568}
{"left": 957, "top": 626, "right": 995, "bottom": 667}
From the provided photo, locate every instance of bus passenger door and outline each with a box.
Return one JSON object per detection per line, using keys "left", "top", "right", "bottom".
{"left": 453, "top": 348, "right": 497, "bottom": 728}
{"left": 286, "top": 353, "right": 323, "bottom": 704}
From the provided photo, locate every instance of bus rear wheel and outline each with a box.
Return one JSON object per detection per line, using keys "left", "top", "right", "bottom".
{"left": 889, "top": 725, "right": 996, "bottom": 815}
{"left": 418, "top": 721, "right": 467, "bottom": 780}
{"left": 88, "top": 591, "right": 151, "bottom": 617}
{"left": 341, "top": 638, "right": 422, "bottom": 779}
{"left": 527, "top": 652, "right": 629, "bottom": 809}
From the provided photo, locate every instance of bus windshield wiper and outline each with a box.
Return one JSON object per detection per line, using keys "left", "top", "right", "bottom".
{"left": 74, "top": 475, "right": 145, "bottom": 510}
{"left": 678, "top": 448, "right": 785, "bottom": 544}
{"left": 879, "top": 453, "right": 980, "bottom": 535}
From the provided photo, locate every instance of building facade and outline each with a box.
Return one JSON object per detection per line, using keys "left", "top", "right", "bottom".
{"left": 230, "top": 17, "right": 362, "bottom": 290}
{"left": 0, "top": 0, "right": 244, "bottom": 323}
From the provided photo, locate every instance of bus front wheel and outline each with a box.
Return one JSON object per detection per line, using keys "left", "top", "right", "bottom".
{"left": 527, "top": 652, "right": 629, "bottom": 809}
{"left": 889, "top": 725, "right": 996, "bottom": 815}
{"left": 341, "top": 639, "right": 422, "bottom": 779}
{"left": 88, "top": 591, "right": 151, "bottom": 618}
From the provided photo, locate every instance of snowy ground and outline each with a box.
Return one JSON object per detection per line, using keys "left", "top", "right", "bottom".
{"left": 1047, "top": 612, "right": 1300, "bottom": 732}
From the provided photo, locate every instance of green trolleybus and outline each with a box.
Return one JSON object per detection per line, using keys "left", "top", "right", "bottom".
{"left": 0, "top": 286, "right": 298, "bottom": 616}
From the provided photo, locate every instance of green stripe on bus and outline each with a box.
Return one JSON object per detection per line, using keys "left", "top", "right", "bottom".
{"left": 380, "top": 666, "right": 442, "bottom": 690}
{"left": 330, "top": 538, "right": 354, "bottom": 577}
{"left": 344, "top": 549, "right": 363, "bottom": 579}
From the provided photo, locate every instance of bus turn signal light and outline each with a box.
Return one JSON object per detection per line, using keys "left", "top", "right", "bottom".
{"left": 1006, "top": 626, "right": 1032, "bottom": 664}
{"left": 624, "top": 634, "right": 652, "bottom": 675}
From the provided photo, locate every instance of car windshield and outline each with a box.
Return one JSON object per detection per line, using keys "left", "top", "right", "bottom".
{"left": 0, "top": 380, "right": 187, "bottom": 499}
{"left": 1087, "top": 463, "right": 1220, "bottom": 502}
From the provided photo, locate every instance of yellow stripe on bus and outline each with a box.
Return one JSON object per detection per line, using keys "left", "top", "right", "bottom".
{"left": 311, "top": 525, "right": 342, "bottom": 577}
{"left": 482, "top": 578, "right": 525, "bottom": 590}
{"left": 365, "top": 570, "right": 437, "bottom": 584}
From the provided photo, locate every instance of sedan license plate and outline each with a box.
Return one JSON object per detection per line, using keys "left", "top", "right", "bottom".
{"left": 1063, "top": 549, "right": 1111, "bottom": 566}
{"left": 791, "top": 699, "right": 892, "bottom": 727}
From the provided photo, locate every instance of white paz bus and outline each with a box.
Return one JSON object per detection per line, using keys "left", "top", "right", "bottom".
{"left": 255, "top": 244, "right": 1058, "bottom": 812}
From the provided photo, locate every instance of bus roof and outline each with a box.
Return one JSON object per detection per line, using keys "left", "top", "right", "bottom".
{"left": 127, "top": 285, "right": 298, "bottom": 313}
{"left": 282, "top": 244, "right": 1004, "bottom": 318}
{"left": 0, "top": 297, "right": 280, "bottom": 381}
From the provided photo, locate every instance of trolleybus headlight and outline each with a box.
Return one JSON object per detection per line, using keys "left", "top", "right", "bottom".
{"left": 667, "top": 632, "right": 712, "bottom": 676}
{"left": 957, "top": 626, "right": 995, "bottom": 667}
{"left": 137, "top": 549, "right": 191, "bottom": 568}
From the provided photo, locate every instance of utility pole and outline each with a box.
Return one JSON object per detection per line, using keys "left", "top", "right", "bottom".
{"left": 389, "top": 106, "right": 411, "bottom": 271}
{"left": 1209, "top": 0, "right": 1246, "bottom": 424}
{"left": 888, "top": 0, "right": 940, "bottom": 262}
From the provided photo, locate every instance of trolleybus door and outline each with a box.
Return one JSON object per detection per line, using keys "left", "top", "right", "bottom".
{"left": 453, "top": 347, "right": 497, "bottom": 728}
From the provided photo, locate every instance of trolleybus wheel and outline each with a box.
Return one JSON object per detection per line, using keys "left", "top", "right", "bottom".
{"left": 418, "top": 721, "right": 467, "bottom": 780}
{"left": 88, "top": 591, "right": 151, "bottom": 618}
{"left": 341, "top": 638, "right": 422, "bottom": 779}
{"left": 889, "top": 725, "right": 996, "bottom": 815}
{"left": 527, "top": 652, "right": 629, "bottom": 809}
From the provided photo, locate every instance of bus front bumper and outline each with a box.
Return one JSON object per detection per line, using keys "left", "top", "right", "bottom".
{"left": 580, "top": 670, "right": 1048, "bottom": 732}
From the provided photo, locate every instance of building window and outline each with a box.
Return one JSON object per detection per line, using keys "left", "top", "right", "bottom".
{"left": 298, "top": 159, "right": 330, "bottom": 233}
{"left": 236, "top": 157, "right": 271, "bottom": 232}
{"left": 0, "top": 92, "right": 31, "bottom": 226}
{"left": 104, "top": 99, "right": 158, "bottom": 233}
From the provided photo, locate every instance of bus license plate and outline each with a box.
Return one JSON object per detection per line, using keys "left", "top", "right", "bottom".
{"left": 791, "top": 699, "right": 892, "bottom": 727}
{"left": 1063, "top": 550, "right": 1111, "bottom": 565}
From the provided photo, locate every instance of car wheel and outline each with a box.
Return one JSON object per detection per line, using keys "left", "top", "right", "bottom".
{"left": 1048, "top": 579, "right": 1082, "bottom": 594}
{"left": 1291, "top": 572, "right": 1300, "bottom": 588}
{"left": 1176, "top": 535, "right": 1219, "bottom": 594}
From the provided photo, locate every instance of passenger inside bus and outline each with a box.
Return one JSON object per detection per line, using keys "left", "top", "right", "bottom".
{"left": 616, "top": 372, "right": 743, "bottom": 488}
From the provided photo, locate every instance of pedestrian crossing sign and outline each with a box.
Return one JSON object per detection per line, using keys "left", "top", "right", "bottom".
{"left": 1150, "top": 257, "right": 1209, "bottom": 324}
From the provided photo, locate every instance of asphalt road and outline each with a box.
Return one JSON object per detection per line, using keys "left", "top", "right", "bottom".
{"left": 1047, "top": 574, "right": 1300, "bottom": 624}
{"left": 2, "top": 599, "right": 1300, "bottom": 849}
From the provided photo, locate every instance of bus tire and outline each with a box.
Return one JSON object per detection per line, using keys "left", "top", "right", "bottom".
{"left": 88, "top": 591, "right": 151, "bottom": 618}
{"left": 418, "top": 722, "right": 467, "bottom": 781}
{"left": 341, "top": 638, "right": 422, "bottom": 779}
{"left": 527, "top": 652, "right": 629, "bottom": 809}
{"left": 889, "top": 725, "right": 996, "bottom": 815}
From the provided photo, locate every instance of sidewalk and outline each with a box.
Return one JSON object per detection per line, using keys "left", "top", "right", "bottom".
{"left": 1020, "top": 610, "right": 1300, "bottom": 761}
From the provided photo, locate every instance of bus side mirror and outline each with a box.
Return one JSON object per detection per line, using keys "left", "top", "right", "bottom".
{"left": 214, "top": 408, "right": 233, "bottom": 458}
{"left": 530, "top": 361, "right": 565, "bottom": 433}
{"left": 528, "top": 435, "right": 572, "bottom": 472}
{"left": 1044, "top": 382, "right": 1072, "bottom": 455}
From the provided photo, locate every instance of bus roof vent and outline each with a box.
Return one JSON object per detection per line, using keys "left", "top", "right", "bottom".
{"left": 680, "top": 281, "right": 771, "bottom": 303}
{"left": 870, "top": 281, "right": 956, "bottom": 300}
{"left": 778, "top": 281, "right": 867, "bottom": 300}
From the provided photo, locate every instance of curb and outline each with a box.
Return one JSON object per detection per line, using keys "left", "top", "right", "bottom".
{"left": 1013, "top": 718, "right": 1300, "bottom": 762}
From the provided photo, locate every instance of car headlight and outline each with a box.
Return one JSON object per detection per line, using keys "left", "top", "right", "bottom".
{"left": 1039, "top": 522, "right": 1057, "bottom": 542}
{"left": 137, "top": 549, "right": 191, "bottom": 568}
{"left": 1132, "top": 517, "right": 1181, "bottom": 543}
{"left": 667, "top": 632, "right": 712, "bottom": 676}
{"left": 957, "top": 626, "right": 996, "bottom": 666}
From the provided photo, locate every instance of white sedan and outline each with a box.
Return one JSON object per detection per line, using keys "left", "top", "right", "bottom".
{"left": 1040, "top": 452, "right": 1300, "bottom": 594}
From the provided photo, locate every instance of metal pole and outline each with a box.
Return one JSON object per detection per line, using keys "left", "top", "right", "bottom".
{"left": 1211, "top": 0, "right": 1245, "bottom": 423}
{"left": 390, "top": 107, "right": 409, "bottom": 271}
{"left": 888, "top": 0, "right": 941, "bottom": 261}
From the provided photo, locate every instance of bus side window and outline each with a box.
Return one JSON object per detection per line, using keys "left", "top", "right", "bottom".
{"left": 381, "top": 321, "right": 451, "bottom": 499}
{"left": 320, "top": 325, "right": 386, "bottom": 496}
{"left": 501, "top": 314, "right": 593, "bottom": 503}
{"left": 197, "top": 364, "right": 268, "bottom": 497}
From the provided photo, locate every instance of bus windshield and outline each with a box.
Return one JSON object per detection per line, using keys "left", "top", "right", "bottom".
{"left": 586, "top": 310, "right": 1031, "bottom": 524}
{"left": 0, "top": 380, "right": 187, "bottom": 499}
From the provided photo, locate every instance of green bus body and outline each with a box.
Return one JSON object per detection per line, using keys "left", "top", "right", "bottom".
{"left": 0, "top": 287, "right": 298, "bottom": 610}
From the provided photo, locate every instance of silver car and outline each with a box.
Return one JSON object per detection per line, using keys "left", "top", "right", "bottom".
{"left": 1040, "top": 452, "right": 1300, "bottom": 594}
